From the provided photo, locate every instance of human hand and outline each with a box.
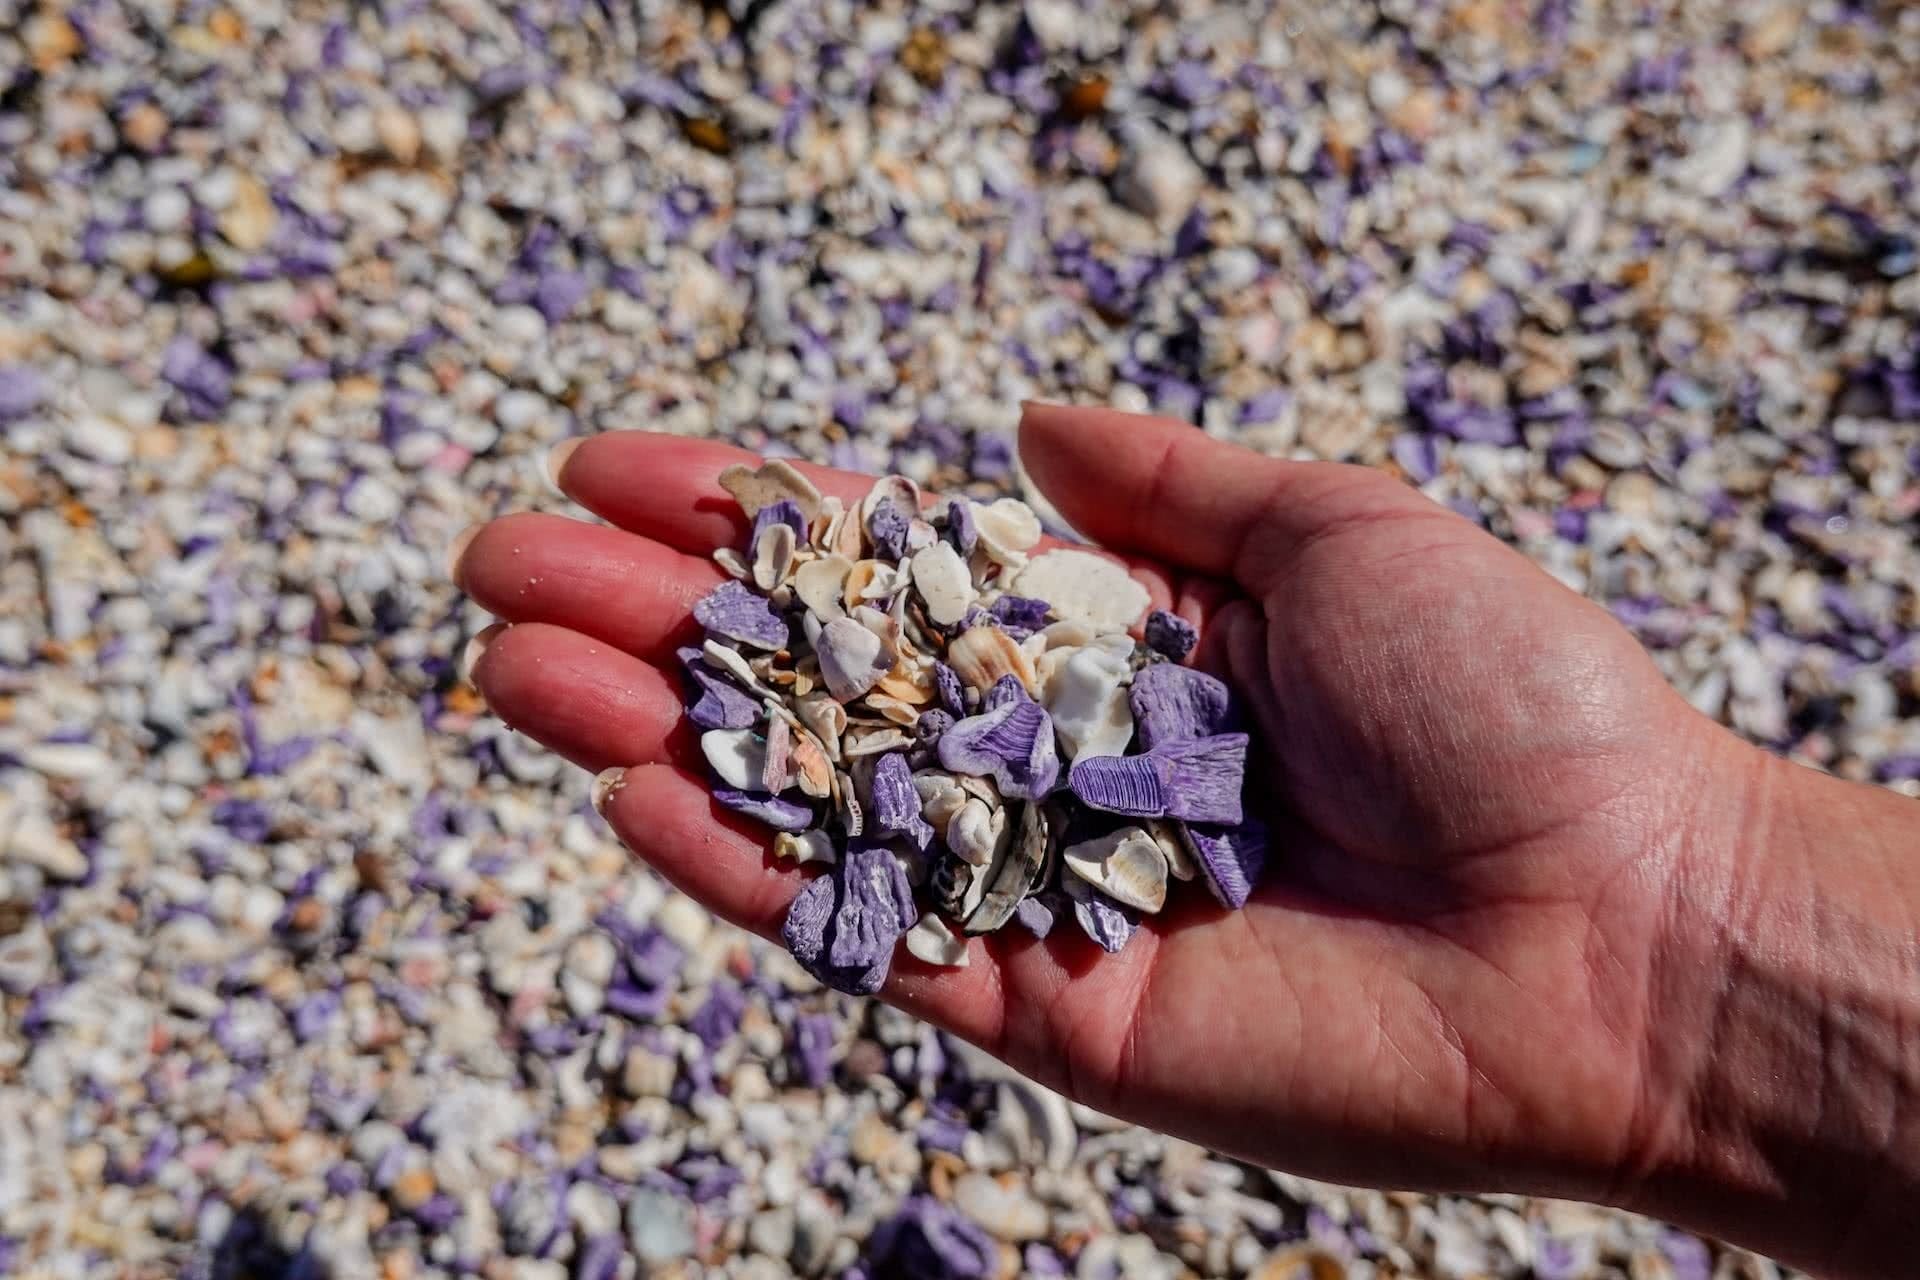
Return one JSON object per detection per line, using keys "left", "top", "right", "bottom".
{"left": 450, "top": 405, "right": 1918, "bottom": 1275}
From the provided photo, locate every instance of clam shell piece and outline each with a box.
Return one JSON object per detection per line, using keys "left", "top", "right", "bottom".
{"left": 1177, "top": 817, "right": 1271, "bottom": 910}
{"left": 720, "top": 459, "right": 823, "bottom": 523}
{"left": 964, "top": 801, "right": 1048, "bottom": 935}
{"left": 860, "top": 474, "right": 922, "bottom": 527}
{"left": 930, "top": 855, "right": 981, "bottom": 920}
{"left": 911, "top": 541, "right": 975, "bottom": 626}
{"left": 914, "top": 771, "right": 968, "bottom": 830}
{"left": 701, "top": 729, "right": 768, "bottom": 790}
{"left": 1043, "top": 644, "right": 1135, "bottom": 760}
{"left": 774, "top": 830, "right": 837, "bottom": 865}
{"left": 904, "top": 913, "right": 970, "bottom": 968}
{"left": 795, "top": 693, "right": 847, "bottom": 761}
{"left": 946, "top": 625, "right": 1038, "bottom": 697}
{"left": 793, "top": 556, "right": 852, "bottom": 622}
{"left": 1147, "top": 819, "right": 1197, "bottom": 881}
{"left": 1038, "top": 619, "right": 1098, "bottom": 650}
{"left": 844, "top": 560, "right": 908, "bottom": 609}
{"left": 863, "top": 691, "right": 922, "bottom": 727}
{"left": 790, "top": 730, "right": 834, "bottom": 798}
{"left": 1062, "top": 873, "right": 1137, "bottom": 953}
{"left": 1063, "top": 827, "right": 1169, "bottom": 913}
{"left": 843, "top": 726, "right": 913, "bottom": 758}
{"left": 702, "top": 640, "right": 779, "bottom": 699}
{"left": 971, "top": 498, "right": 1043, "bottom": 566}
{"left": 1010, "top": 549, "right": 1150, "bottom": 633}
{"left": 752, "top": 521, "right": 799, "bottom": 591}
{"left": 817, "top": 617, "right": 892, "bottom": 702}
{"left": 712, "top": 547, "right": 751, "bottom": 580}
{"left": 761, "top": 715, "right": 792, "bottom": 793}
{"left": 693, "top": 580, "right": 789, "bottom": 650}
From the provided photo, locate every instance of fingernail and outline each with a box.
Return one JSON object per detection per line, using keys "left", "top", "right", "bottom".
{"left": 461, "top": 622, "right": 505, "bottom": 685}
{"left": 544, "top": 437, "right": 583, "bottom": 495}
{"left": 446, "top": 523, "right": 482, "bottom": 583}
{"left": 591, "top": 765, "right": 629, "bottom": 816}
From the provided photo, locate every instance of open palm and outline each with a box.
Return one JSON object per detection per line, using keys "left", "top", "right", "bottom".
{"left": 453, "top": 404, "right": 1737, "bottom": 1207}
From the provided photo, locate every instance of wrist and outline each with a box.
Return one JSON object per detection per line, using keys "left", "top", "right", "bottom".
{"left": 1626, "top": 741, "right": 1920, "bottom": 1276}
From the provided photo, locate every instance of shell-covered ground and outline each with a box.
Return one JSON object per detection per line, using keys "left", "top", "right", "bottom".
{"left": 2, "top": 0, "right": 1915, "bottom": 1274}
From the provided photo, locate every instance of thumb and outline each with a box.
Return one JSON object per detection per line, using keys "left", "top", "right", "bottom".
{"left": 1017, "top": 402, "right": 1416, "bottom": 586}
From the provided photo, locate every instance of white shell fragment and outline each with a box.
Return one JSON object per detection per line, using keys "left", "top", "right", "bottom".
{"left": 946, "top": 799, "right": 1007, "bottom": 867}
{"left": 700, "top": 729, "right": 769, "bottom": 791}
{"left": 1011, "top": 549, "right": 1151, "bottom": 632}
{"left": 816, "top": 617, "right": 888, "bottom": 702}
{"left": 751, "top": 522, "right": 798, "bottom": 591}
{"left": 793, "top": 555, "right": 852, "bottom": 621}
{"left": 773, "top": 830, "right": 837, "bottom": 865}
{"left": 904, "top": 913, "right": 970, "bottom": 968}
{"left": 970, "top": 498, "right": 1043, "bottom": 566}
{"left": 1148, "top": 820, "right": 1198, "bottom": 881}
{"left": 1043, "top": 645, "right": 1135, "bottom": 759}
{"left": 1063, "top": 827, "right": 1169, "bottom": 913}
{"left": 910, "top": 541, "right": 975, "bottom": 626}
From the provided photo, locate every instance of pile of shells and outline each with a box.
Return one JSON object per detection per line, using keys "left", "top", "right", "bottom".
{"left": 674, "top": 461, "right": 1265, "bottom": 993}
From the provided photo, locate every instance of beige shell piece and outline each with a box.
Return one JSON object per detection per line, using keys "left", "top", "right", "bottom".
{"left": 946, "top": 625, "right": 1038, "bottom": 696}
{"left": 1146, "top": 820, "right": 1197, "bottom": 881}
{"left": 774, "top": 830, "right": 837, "bottom": 866}
{"left": 752, "top": 522, "right": 798, "bottom": 591}
{"left": 719, "top": 459, "right": 823, "bottom": 523}
{"left": 964, "top": 802, "right": 1048, "bottom": 934}
{"left": 793, "top": 554, "right": 852, "bottom": 621}
{"left": 971, "top": 498, "right": 1043, "bottom": 566}
{"left": 790, "top": 730, "right": 834, "bottom": 798}
{"left": 1010, "top": 549, "right": 1151, "bottom": 632}
{"left": 794, "top": 693, "right": 846, "bottom": 762}
{"left": 843, "top": 559, "right": 908, "bottom": 609}
{"left": 862, "top": 691, "right": 922, "bottom": 727}
{"left": 808, "top": 496, "right": 845, "bottom": 553}
{"left": 956, "top": 773, "right": 1001, "bottom": 807}
{"left": 859, "top": 474, "right": 923, "bottom": 526}
{"left": 910, "top": 541, "right": 975, "bottom": 626}
{"left": 904, "top": 913, "right": 970, "bottom": 968}
{"left": 1062, "top": 826, "right": 1169, "bottom": 913}
{"left": 873, "top": 661, "right": 934, "bottom": 706}
{"left": 914, "top": 772, "right": 968, "bottom": 830}
{"left": 702, "top": 640, "right": 779, "bottom": 699}
{"left": 834, "top": 769, "right": 862, "bottom": 836}
{"left": 711, "top": 546, "right": 751, "bottom": 580}
{"left": 1037, "top": 618, "right": 1098, "bottom": 650}
{"left": 826, "top": 505, "right": 866, "bottom": 559}
{"left": 843, "top": 726, "right": 914, "bottom": 758}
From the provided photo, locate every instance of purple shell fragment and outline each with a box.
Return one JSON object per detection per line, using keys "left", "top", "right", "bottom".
{"left": 988, "top": 594, "right": 1051, "bottom": 635}
{"left": 1129, "top": 662, "right": 1236, "bottom": 748}
{"left": 0, "top": 365, "right": 46, "bottom": 422}
{"left": 982, "top": 672, "right": 1029, "bottom": 712}
{"left": 693, "top": 580, "right": 789, "bottom": 650}
{"left": 1012, "top": 894, "right": 1059, "bottom": 940}
{"left": 827, "top": 842, "right": 917, "bottom": 972}
{"left": 944, "top": 500, "right": 978, "bottom": 556}
{"left": 869, "top": 1195, "right": 998, "bottom": 1280}
{"left": 870, "top": 753, "right": 934, "bottom": 850}
{"left": 1064, "top": 877, "right": 1137, "bottom": 953}
{"left": 160, "top": 336, "right": 232, "bottom": 419}
{"left": 751, "top": 498, "right": 807, "bottom": 549}
{"left": 931, "top": 661, "right": 966, "bottom": 717}
{"left": 867, "top": 501, "right": 911, "bottom": 561}
{"left": 937, "top": 696, "right": 1059, "bottom": 800}
{"left": 780, "top": 873, "right": 882, "bottom": 995}
{"left": 1143, "top": 610, "right": 1198, "bottom": 662}
{"left": 1069, "top": 734, "right": 1248, "bottom": 825}
{"left": 1180, "top": 816, "right": 1270, "bottom": 909}
{"left": 675, "top": 646, "right": 760, "bottom": 730}
{"left": 712, "top": 788, "right": 814, "bottom": 832}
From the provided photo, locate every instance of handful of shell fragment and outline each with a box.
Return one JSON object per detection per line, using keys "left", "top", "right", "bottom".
{"left": 683, "top": 461, "right": 1269, "bottom": 995}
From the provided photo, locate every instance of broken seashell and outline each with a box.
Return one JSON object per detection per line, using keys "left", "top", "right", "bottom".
{"left": 943, "top": 498, "right": 979, "bottom": 556}
{"left": 1178, "top": 817, "right": 1271, "bottom": 910}
{"left": 873, "top": 661, "right": 935, "bottom": 706}
{"left": 774, "top": 830, "right": 837, "bottom": 865}
{"left": 1146, "top": 819, "right": 1197, "bottom": 880}
{"left": 795, "top": 693, "right": 847, "bottom": 761}
{"left": 931, "top": 854, "right": 984, "bottom": 920}
{"left": 866, "top": 500, "right": 911, "bottom": 561}
{"left": 1062, "top": 872, "right": 1137, "bottom": 953}
{"left": 859, "top": 474, "right": 922, "bottom": 528}
{"left": 793, "top": 555, "right": 852, "bottom": 622}
{"left": 946, "top": 625, "right": 1037, "bottom": 697}
{"left": 946, "top": 798, "right": 1007, "bottom": 867}
{"left": 714, "top": 788, "right": 813, "bottom": 832}
{"left": 694, "top": 580, "right": 789, "bottom": 650}
{"left": 870, "top": 752, "right": 935, "bottom": 851}
{"left": 1044, "top": 644, "right": 1136, "bottom": 760}
{"left": 938, "top": 693, "right": 1060, "bottom": 800}
{"left": 790, "top": 730, "right": 834, "bottom": 798}
{"left": 1063, "top": 826, "right": 1169, "bottom": 913}
{"left": 843, "top": 726, "right": 914, "bottom": 757}
{"left": 988, "top": 594, "right": 1052, "bottom": 635}
{"left": 702, "top": 640, "right": 780, "bottom": 698}
{"left": 701, "top": 728, "right": 769, "bottom": 790}
{"left": 677, "top": 645, "right": 761, "bottom": 731}
{"left": 1010, "top": 549, "right": 1150, "bottom": 633}
{"left": 836, "top": 771, "right": 863, "bottom": 837}
{"left": 970, "top": 498, "right": 1042, "bottom": 566}
{"left": 1067, "top": 734, "right": 1248, "bottom": 825}
{"left": 1144, "top": 609, "right": 1198, "bottom": 662}
{"left": 863, "top": 690, "right": 922, "bottom": 727}
{"left": 914, "top": 771, "right": 969, "bottom": 830}
{"left": 817, "top": 617, "right": 892, "bottom": 702}
{"left": 720, "top": 459, "right": 823, "bottom": 523}
{"left": 1130, "top": 662, "right": 1237, "bottom": 749}
{"left": 904, "top": 913, "right": 970, "bottom": 968}
{"left": 911, "top": 541, "right": 976, "bottom": 626}
{"left": 844, "top": 559, "right": 908, "bottom": 609}
{"left": 964, "top": 801, "right": 1049, "bottom": 934}
{"left": 761, "top": 715, "right": 792, "bottom": 793}
{"left": 1038, "top": 619, "right": 1098, "bottom": 649}
{"left": 712, "top": 546, "right": 751, "bottom": 580}
{"left": 752, "top": 521, "right": 799, "bottom": 591}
